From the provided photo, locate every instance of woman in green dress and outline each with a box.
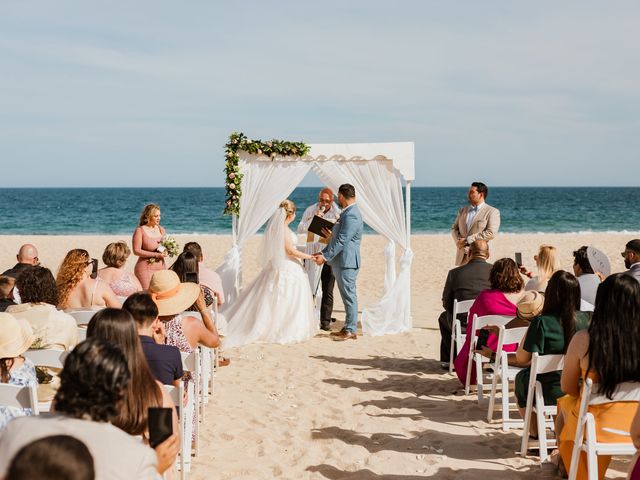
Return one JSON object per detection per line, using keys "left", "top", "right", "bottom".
{"left": 514, "top": 270, "right": 590, "bottom": 436}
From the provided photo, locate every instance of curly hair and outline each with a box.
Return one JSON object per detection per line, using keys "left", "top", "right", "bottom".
{"left": 138, "top": 204, "right": 160, "bottom": 226}
{"left": 489, "top": 258, "right": 524, "bottom": 293}
{"left": 87, "top": 308, "right": 163, "bottom": 436}
{"left": 16, "top": 266, "right": 59, "bottom": 306}
{"left": 52, "top": 337, "right": 130, "bottom": 422}
{"left": 56, "top": 249, "right": 90, "bottom": 309}
{"left": 587, "top": 273, "right": 640, "bottom": 399}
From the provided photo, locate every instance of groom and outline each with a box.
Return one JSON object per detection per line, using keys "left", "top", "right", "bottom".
{"left": 313, "top": 184, "right": 363, "bottom": 341}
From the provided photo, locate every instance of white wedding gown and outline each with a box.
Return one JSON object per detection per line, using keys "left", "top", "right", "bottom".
{"left": 223, "top": 229, "right": 317, "bottom": 348}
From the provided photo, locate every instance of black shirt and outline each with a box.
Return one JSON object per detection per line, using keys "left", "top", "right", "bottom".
{"left": 139, "top": 335, "right": 183, "bottom": 385}
{"left": 2, "top": 263, "right": 31, "bottom": 279}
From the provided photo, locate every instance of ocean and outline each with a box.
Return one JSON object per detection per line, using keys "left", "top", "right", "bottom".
{"left": 0, "top": 187, "right": 637, "bottom": 235}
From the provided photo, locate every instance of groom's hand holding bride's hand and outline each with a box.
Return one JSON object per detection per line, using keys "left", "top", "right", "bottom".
{"left": 312, "top": 253, "right": 326, "bottom": 266}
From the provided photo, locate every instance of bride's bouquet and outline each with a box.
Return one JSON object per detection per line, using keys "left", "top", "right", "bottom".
{"left": 149, "top": 235, "right": 180, "bottom": 263}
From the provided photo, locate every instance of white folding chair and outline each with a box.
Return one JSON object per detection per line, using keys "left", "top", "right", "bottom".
{"left": 22, "top": 348, "right": 68, "bottom": 413}
{"left": 568, "top": 378, "right": 640, "bottom": 480}
{"left": 463, "top": 314, "right": 513, "bottom": 400}
{"left": 66, "top": 309, "right": 101, "bottom": 326}
{"left": 486, "top": 325, "right": 528, "bottom": 431}
{"left": 77, "top": 326, "right": 87, "bottom": 342}
{"left": 0, "top": 383, "right": 39, "bottom": 416}
{"left": 181, "top": 350, "right": 200, "bottom": 457}
{"left": 164, "top": 383, "right": 186, "bottom": 480}
{"left": 449, "top": 299, "right": 475, "bottom": 374}
{"left": 519, "top": 353, "right": 565, "bottom": 462}
{"left": 23, "top": 349, "right": 67, "bottom": 369}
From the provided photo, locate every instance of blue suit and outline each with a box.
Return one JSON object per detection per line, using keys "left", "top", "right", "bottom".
{"left": 322, "top": 203, "right": 363, "bottom": 333}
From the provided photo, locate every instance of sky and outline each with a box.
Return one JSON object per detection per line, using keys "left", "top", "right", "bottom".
{"left": 0, "top": 1, "right": 639, "bottom": 187}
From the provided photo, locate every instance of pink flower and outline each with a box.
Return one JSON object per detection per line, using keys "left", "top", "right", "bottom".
{"left": 231, "top": 139, "right": 237, "bottom": 144}
{"left": 228, "top": 183, "right": 236, "bottom": 189}
{"left": 226, "top": 200, "right": 232, "bottom": 205}
{"left": 229, "top": 173, "right": 235, "bottom": 179}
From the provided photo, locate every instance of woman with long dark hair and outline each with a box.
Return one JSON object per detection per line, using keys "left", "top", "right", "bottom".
{"left": 557, "top": 273, "right": 640, "bottom": 479}
{"left": 86, "top": 309, "right": 178, "bottom": 439}
{"left": 169, "top": 252, "right": 215, "bottom": 309}
{"left": 513, "top": 270, "right": 588, "bottom": 435}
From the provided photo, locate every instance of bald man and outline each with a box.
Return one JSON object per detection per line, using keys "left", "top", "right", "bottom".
{"left": 438, "top": 240, "right": 492, "bottom": 369}
{"left": 2, "top": 244, "right": 39, "bottom": 279}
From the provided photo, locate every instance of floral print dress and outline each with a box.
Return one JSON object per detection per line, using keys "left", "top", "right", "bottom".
{"left": 0, "top": 358, "right": 37, "bottom": 430}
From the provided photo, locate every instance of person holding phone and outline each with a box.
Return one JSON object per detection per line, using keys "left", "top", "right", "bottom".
{"left": 0, "top": 338, "right": 179, "bottom": 479}
{"left": 56, "top": 249, "right": 119, "bottom": 310}
{"left": 518, "top": 245, "right": 560, "bottom": 293}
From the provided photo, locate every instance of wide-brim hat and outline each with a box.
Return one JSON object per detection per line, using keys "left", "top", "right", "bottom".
{"left": 516, "top": 290, "right": 544, "bottom": 320}
{"left": 0, "top": 312, "right": 35, "bottom": 358}
{"left": 148, "top": 270, "right": 200, "bottom": 317}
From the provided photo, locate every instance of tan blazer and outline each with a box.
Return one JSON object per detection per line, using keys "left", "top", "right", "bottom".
{"left": 451, "top": 203, "right": 500, "bottom": 265}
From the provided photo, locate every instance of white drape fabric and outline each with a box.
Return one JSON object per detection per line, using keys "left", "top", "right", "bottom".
{"left": 312, "top": 159, "right": 412, "bottom": 335}
{"left": 216, "top": 158, "right": 312, "bottom": 308}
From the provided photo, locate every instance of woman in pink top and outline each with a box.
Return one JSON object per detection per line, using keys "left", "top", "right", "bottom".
{"left": 132, "top": 204, "right": 167, "bottom": 290}
{"left": 97, "top": 241, "right": 142, "bottom": 298}
{"left": 454, "top": 258, "right": 525, "bottom": 386}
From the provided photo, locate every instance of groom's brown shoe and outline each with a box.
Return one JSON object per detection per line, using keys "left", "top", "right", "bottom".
{"left": 332, "top": 331, "right": 357, "bottom": 341}
{"left": 330, "top": 328, "right": 347, "bottom": 337}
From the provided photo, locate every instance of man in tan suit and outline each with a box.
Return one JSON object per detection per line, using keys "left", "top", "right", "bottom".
{"left": 451, "top": 182, "right": 500, "bottom": 266}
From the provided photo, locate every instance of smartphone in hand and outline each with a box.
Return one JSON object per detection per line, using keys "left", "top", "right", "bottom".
{"left": 148, "top": 407, "right": 173, "bottom": 448}
{"left": 515, "top": 252, "right": 523, "bottom": 267}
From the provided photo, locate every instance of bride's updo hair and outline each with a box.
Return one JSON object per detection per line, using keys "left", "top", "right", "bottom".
{"left": 279, "top": 200, "right": 296, "bottom": 217}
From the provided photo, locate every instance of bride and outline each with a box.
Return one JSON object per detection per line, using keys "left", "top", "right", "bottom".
{"left": 223, "top": 200, "right": 318, "bottom": 348}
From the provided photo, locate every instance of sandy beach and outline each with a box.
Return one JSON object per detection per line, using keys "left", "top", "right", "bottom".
{"left": 0, "top": 232, "right": 634, "bottom": 478}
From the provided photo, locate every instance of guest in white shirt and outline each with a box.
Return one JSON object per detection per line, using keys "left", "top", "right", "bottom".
{"left": 572, "top": 246, "right": 600, "bottom": 307}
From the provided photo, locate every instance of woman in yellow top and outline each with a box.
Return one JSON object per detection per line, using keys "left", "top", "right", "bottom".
{"left": 557, "top": 273, "right": 640, "bottom": 479}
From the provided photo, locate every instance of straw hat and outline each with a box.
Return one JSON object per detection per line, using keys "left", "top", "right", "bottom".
{"left": 148, "top": 270, "right": 200, "bottom": 316}
{"left": 516, "top": 290, "right": 544, "bottom": 320}
{"left": 0, "top": 312, "right": 35, "bottom": 358}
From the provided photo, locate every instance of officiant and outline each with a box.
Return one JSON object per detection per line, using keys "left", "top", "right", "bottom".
{"left": 297, "top": 187, "right": 341, "bottom": 331}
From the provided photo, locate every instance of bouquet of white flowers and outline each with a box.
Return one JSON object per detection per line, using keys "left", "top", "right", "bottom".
{"left": 149, "top": 235, "right": 180, "bottom": 263}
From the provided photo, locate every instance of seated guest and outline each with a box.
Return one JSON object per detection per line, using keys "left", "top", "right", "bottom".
{"left": 97, "top": 241, "right": 142, "bottom": 298}
{"left": 7, "top": 266, "right": 77, "bottom": 350}
{"left": 0, "top": 276, "right": 16, "bottom": 312}
{"left": 572, "top": 246, "right": 600, "bottom": 307}
{"left": 453, "top": 258, "right": 525, "bottom": 386}
{"left": 437, "top": 240, "right": 492, "bottom": 368}
{"left": 513, "top": 270, "right": 589, "bottom": 436}
{"left": 122, "top": 292, "right": 183, "bottom": 387}
{"left": 2, "top": 245, "right": 39, "bottom": 280}
{"left": 170, "top": 251, "right": 215, "bottom": 309}
{"left": 520, "top": 244, "right": 559, "bottom": 293}
{"left": 183, "top": 242, "right": 225, "bottom": 306}
{"left": 149, "top": 270, "right": 220, "bottom": 351}
{"left": 5, "top": 435, "right": 94, "bottom": 480}
{"left": 7, "top": 267, "right": 77, "bottom": 402}
{"left": 557, "top": 274, "right": 640, "bottom": 479}
{"left": 630, "top": 404, "right": 640, "bottom": 478}
{"left": 0, "top": 338, "right": 179, "bottom": 479}
{"left": 622, "top": 239, "right": 640, "bottom": 282}
{"left": 0, "top": 312, "right": 37, "bottom": 430}
{"left": 56, "top": 249, "right": 120, "bottom": 310}
{"left": 86, "top": 308, "right": 178, "bottom": 439}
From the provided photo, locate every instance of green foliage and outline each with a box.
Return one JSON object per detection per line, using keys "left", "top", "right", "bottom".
{"left": 223, "top": 132, "right": 310, "bottom": 216}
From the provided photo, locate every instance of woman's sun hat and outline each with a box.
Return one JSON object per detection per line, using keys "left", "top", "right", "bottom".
{"left": 0, "top": 312, "right": 35, "bottom": 358}
{"left": 516, "top": 290, "right": 544, "bottom": 320}
{"left": 148, "top": 270, "right": 200, "bottom": 316}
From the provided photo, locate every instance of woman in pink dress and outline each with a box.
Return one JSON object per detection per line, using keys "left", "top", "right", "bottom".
{"left": 132, "top": 204, "right": 167, "bottom": 289}
{"left": 97, "top": 241, "right": 142, "bottom": 298}
{"left": 454, "top": 258, "right": 525, "bottom": 386}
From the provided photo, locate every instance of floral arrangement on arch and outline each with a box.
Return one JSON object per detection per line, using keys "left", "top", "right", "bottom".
{"left": 224, "top": 132, "right": 310, "bottom": 216}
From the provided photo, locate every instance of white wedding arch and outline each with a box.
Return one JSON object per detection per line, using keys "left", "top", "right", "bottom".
{"left": 216, "top": 142, "right": 415, "bottom": 336}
